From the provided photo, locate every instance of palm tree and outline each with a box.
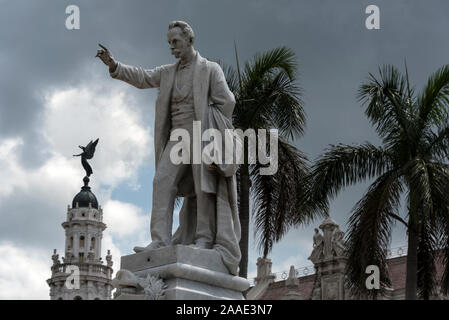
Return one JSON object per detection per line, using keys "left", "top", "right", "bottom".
{"left": 310, "top": 64, "right": 449, "bottom": 299}
{"left": 223, "top": 46, "right": 326, "bottom": 278}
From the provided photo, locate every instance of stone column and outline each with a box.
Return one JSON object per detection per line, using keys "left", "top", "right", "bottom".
{"left": 86, "top": 235, "right": 91, "bottom": 255}
{"left": 73, "top": 232, "right": 79, "bottom": 258}
{"left": 97, "top": 234, "right": 102, "bottom": 261}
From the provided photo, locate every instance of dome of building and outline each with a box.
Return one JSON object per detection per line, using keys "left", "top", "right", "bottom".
{"left": 72, "top": 177, "right": 98, "bottom": 209}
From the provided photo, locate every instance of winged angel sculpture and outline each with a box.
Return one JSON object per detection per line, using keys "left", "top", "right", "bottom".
{"left": 73, "top": 138, "right": 99, "bottom": 178}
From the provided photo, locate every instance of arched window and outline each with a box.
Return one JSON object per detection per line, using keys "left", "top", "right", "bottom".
{"left": 73, "top": 296, "right": 82, "bottom": 300}
{"left": 90, "top": 237, "right": 96, "bottom": 250}
{"left": 80, "top": 236, "right": 85, "bottom": 248}
{"left": 70, "top": 237, "right": 73, "bottom": 249}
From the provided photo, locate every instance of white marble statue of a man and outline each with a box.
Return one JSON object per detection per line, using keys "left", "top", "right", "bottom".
{"left": 96, "top": 21, "right": 241, "bottom": 275}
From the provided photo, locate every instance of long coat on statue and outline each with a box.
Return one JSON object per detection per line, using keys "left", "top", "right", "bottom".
{"left": 110, "top": 52, "right": 241, "bottom": 275}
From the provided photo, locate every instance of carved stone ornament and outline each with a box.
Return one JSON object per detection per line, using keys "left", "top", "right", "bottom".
{"left": 51, "top": 249, "right": 60, "bottom": 266}
{"left": 137, "top": 274, "right": 168, "bottom": 300}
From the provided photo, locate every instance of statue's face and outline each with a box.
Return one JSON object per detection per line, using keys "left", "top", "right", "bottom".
{"left": 167, "top": 27, "right": 191, "bottom": 60}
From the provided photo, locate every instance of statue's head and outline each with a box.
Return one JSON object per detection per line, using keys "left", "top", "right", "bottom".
{"left": 167, "top": 21, "right": 195, "bottom": 60}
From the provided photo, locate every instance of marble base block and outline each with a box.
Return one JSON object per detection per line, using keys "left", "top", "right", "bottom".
{"left": 114, "top": 245, "right": 249, "bottom": 300}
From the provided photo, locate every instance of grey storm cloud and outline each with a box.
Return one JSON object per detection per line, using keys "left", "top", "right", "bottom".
{"left": 1, "top": 0, "right": 449, "bottom": 249}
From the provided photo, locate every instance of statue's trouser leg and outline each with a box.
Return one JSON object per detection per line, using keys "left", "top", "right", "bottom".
{"left": 151, "top": 140, "right": 189, "bottom": 246}
{"left": 191, "top": 163, "right": 216, "bottom": 248}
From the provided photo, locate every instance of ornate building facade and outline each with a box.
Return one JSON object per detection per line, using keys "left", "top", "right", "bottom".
{"left": 248, "top": 216, "right": 448, "bottom": 300}
{"left": 47, "top": 177, "right": 113, "bottom": 300}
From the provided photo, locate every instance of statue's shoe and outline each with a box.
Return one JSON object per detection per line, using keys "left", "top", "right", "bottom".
{"left": 133, "top": 242, "right": 165, "bottom": 253}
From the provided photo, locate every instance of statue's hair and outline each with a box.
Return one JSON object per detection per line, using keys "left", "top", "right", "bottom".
{"left": 168, "top": 21, "right": 195, "bottom": 44}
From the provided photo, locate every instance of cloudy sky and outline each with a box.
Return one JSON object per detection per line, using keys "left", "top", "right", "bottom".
{"left": 1, "top": 0, "right": 449, "bottom": 299}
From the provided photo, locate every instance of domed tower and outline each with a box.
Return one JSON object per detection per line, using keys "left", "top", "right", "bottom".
{"left": 47, "top": 139, "right": 113, "bottom": 300}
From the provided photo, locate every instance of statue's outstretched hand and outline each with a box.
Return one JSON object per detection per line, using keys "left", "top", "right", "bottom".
{"left": 96, "top": 43, "right": 117, "bottom": 70}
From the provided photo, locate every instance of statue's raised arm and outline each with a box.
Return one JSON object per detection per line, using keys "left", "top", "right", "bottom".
{"left": 96, "top": 42, "right": 163, "bottom": 89}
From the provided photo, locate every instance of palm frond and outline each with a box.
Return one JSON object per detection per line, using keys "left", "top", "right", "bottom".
{"left": 232, "top": 47, "right": 304, "bottom": 141}
{"left": 311, "top": 143, "right": 393, "bottom": 203}
{"left": 358, "top": 65, "right": 414, "bottom": 146}
{"left": 243, "top": 46, "right": 297, "bottom": 89}
{"left": 345, "top": 169, "right": 404, "bottom": 298}
{"left": 440, "top": 218, "right": 449, "bottom": 295}
{"left": 220, "top": 62, "right": 239, "bottom": 95}
{"left": 417, "top": 218, "right": 438, "bottom": 299}
{"left": 266, "top": 72, "right": 305, "bottom": 139}
{"left": 424, "top": 125, "right": 449, "bottom": 160}
{"left": 407, "top": 158, "right": 434, "bottom": 224}
{"left": 251, "top": 138, "right": 314, "bottom": 257}
{"left": 418, "top": 64, "right": 449, "bottom": 130}
{"left": 426, "top": 163, "right": 449, "bottom": 295}
{"left": 251, "top": 161, "right": 276, "bottom": 257}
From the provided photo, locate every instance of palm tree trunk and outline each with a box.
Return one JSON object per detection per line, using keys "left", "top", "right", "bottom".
{"left": 238, "top": 163, "right": 250, "bottom": 279}
{"left": 405, "top": 223, "right": 418, "bottom": 300}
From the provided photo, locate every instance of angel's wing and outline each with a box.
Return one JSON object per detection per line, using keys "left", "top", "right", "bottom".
{"left": 84, "top": 138, "right": 99, "bottom": 159}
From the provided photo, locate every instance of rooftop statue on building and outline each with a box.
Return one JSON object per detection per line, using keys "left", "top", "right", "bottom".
{"left": 73, "top": 138, "right": 99, "bottom": 179}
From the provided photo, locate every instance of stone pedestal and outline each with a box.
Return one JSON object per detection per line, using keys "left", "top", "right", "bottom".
{"left": 316, "top": 256, "right": 347, "bottom": 300}
{"left": 113, "top": 245, "right": 249, "bottom": 300}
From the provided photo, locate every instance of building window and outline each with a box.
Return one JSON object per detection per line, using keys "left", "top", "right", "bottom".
{"left": 70, "top": 237, "right": 74, "bottom": 249}
{"left": 80, "top": 236, "right": 85, "bottom": 248}
{"left": 90, "top": 237, "right": 96, "bottom": 250}
{"left": 74, "top": 296, "right": 82, "bottom": 300}
{"left": 79, "top": 252, "right": 84, "bottom": 263}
